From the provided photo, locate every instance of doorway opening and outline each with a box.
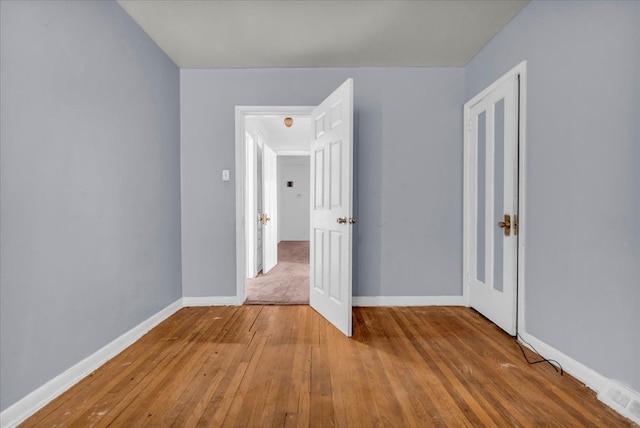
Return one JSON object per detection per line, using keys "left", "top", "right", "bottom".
{"left": 243, "top": 154, "right": 311, "bottom": 304}
{"left": 235, "top": 78, "right": 355, "bottom": 336}
{"left": 235, "top": 107, "right": 314, "bottom": 305}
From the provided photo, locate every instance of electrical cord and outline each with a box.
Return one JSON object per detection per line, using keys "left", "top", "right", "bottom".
{"left": 514, "top": 333, "right": 564, "bottom": 375}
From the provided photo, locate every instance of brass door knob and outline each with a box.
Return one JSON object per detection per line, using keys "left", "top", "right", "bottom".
{"left": 260, "top": 213, "right": 270, "bottom": 225}
{"left": 349, "top": 217, "right": 357, "bottom": 224}
{"left": 337, "top": 217, "right": 347, "bottom": 224}
{"left": 498, "top": 214, "right": 511, "bottom": 236}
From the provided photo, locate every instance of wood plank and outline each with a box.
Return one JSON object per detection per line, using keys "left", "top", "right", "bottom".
{"left": 427, "top": 307, "right": 567, "bottom": 424}
{"left": 445, "top": 307, "right": 611, "bottom": 426}
{"left": 388, "top": 307, "right": 511, "bottom": 426}
{"left": 89, "top": 306, "right": 240, "bottom": 427}
{"left": 21, "top": 307, "right": 203, "bottom": 428}
{"left": 356, "top": 307, "right": 458, "bottom": 427}
{"left": 310, "top": 345, "right": 335, "bottom": 427}
{"left": 19, "top": 306, "right": 636, "bottom": 428}
{"left": 141, "top": 306, "right": 262, "bottom": 426}
{"left": 369, "top": 307, "right": 478, "bottom": 426}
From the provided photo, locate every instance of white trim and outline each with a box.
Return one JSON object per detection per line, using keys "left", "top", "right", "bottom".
{"left": 244, "top": 130, "right": 256, "bottom": 279}
{"left": 463, "top": 97, "right": 471, "bottom": 307}
{"left": 235, "top": 106, "right": 314, "bottom": 306}
{"left": 516, "top": 62, "right": 528, "bottom": 333}
{"left": 353, "top": 296, "right": 464, "bottom": 307}
{"left": 518, "top": 332, "right": 609, "bottom": 393}
{"left": 465, "top": 61, "right": 527, "bottom": 109}
{"left": 0, "top": 299, "right": 183, "bottom": 428}
{"left": 462, "top": 61, "right": 528, "bottom": 333}
{"left": 518, "top": 332, "right": 640, "bottom": 423}
{"left": 5, "top": 293, "right": 636, "bottom": 427}
{"left": 182, "top": 296, "right": 239, "bottom": 307}
{"left": 275, "top": 150, "right": 310, "bottom": 156}
{"left": 598, "top": 380, "right": 640, "bottom": 425}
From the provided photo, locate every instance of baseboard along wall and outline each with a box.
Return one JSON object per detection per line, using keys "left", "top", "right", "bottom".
{"left": 0, "top": 296, "right": 242, "bottom": 427}
{"left": 353, "top": 295, "right": 464, "bottom": 307}
{"left": 0, "top": 299, "right": 183, "bottom": 428}
{"left": 2, "top": 295, "right": 638, "bottom": 427}
{"left": 182, "top": 296, "right": 239, "bottom": 307}
{"left": 518, "top": 332, "right": 640, "bottom": 425}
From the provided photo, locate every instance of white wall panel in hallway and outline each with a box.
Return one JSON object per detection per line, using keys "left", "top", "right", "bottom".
{"left": 278, "top": 156, "right": 310, "bottom": 241}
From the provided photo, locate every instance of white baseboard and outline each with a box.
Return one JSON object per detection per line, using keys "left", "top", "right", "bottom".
{"left": 182, "top": 296, "right": 239, "bottom": 306}
{"left": 598, "top": 380, "right": 640, "bottom": 425}
{"left": 519, "top": 331, "right": 640, "bottom": 424}
{"left": 7, "top": 296, "right": 636, "bottom": 427}
{"left": 517, "top": 331, "right": 609, "bottom": 393}
{"left": 353, "top": 295, "right": 464, "bottom": 307}
{"left": 183, "top": 295, "right": 464, "bottom": 308}
{"left": 0, "top": 299, "right": 183, "bottom": 428}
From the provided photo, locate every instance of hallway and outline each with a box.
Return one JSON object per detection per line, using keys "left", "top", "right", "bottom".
{"left": 245, "top": 241, "right": 309, "bottom": 304}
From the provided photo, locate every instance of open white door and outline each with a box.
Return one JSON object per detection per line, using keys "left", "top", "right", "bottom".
{"left": 464, "top": 72, "right": 519, "bottom": 336}
{"left": 261, "top": 143, "right": 278, "bottom": 273}
{"left": 256, "top": 139, "right": 263, "bottom": 274}
{"left": 310, "top": 79, "right": 354, "bottom": 337}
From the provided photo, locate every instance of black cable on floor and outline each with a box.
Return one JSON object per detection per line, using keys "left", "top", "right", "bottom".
{"left": 514, "top": 333, "right": 564, "bottom": 375}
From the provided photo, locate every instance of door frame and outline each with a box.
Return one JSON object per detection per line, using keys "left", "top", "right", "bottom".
{"left": 462, "top": 60, "right": 528, "bottom": 333}
{"left": 245, "top": 129, "right": 257, "bottom": 279}
{"left": 235, "top": 106, "right": 314, "bottom": 304}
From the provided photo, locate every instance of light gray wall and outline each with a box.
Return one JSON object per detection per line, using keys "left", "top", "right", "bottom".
{"left": 466, "top": 0, "right": 640, "bottom": 390}
{"left": 0, "top": 0, "right": 181, "bottom": 411}
{"left": 278, "top": 156, "right": 310, "bottom": 241}
{"left": 181, "top": 68, "right": 465, "bottom": 298}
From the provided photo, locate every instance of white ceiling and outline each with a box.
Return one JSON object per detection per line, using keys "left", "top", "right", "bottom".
{"left": 247, "top": 115, "right": 311, "bottom": 153}
{"left": 117, "top": 0, "right": 529, "bottom": 68}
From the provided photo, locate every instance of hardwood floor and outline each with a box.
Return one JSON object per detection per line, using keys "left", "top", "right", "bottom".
{"left": 21, "top": 306, "right": 634, "bottom": 427}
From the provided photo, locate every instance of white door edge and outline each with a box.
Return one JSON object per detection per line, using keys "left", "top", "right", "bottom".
{"left": 462, "top": 60, "right": 527, "bottom": 333}
{"left": 235, "top": 106, "right": 315, "bottom": 305}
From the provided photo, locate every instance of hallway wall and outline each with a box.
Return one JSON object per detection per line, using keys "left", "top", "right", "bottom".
{"left": 278, "top": 156, "right": 310, "bottom": 242}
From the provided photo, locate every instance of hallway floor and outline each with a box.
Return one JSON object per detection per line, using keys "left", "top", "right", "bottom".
{"left": 245, "top": 241, "right": 309, "bottom": 304}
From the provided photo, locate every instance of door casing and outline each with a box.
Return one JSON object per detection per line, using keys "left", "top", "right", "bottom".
{"left": 463, "top": 61, "right": 528, "bottom": 334}
{"left": 235, "top": 106, "right": 314, "bottom": 304}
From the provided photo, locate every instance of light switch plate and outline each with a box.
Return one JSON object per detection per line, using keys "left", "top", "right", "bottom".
{"left": 222, "top": 169, "right": 230, "bottom": 181}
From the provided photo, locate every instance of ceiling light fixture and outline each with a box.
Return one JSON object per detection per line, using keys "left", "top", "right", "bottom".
{"left": 284, "top": 117, "right": 293, "bottom": 128}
